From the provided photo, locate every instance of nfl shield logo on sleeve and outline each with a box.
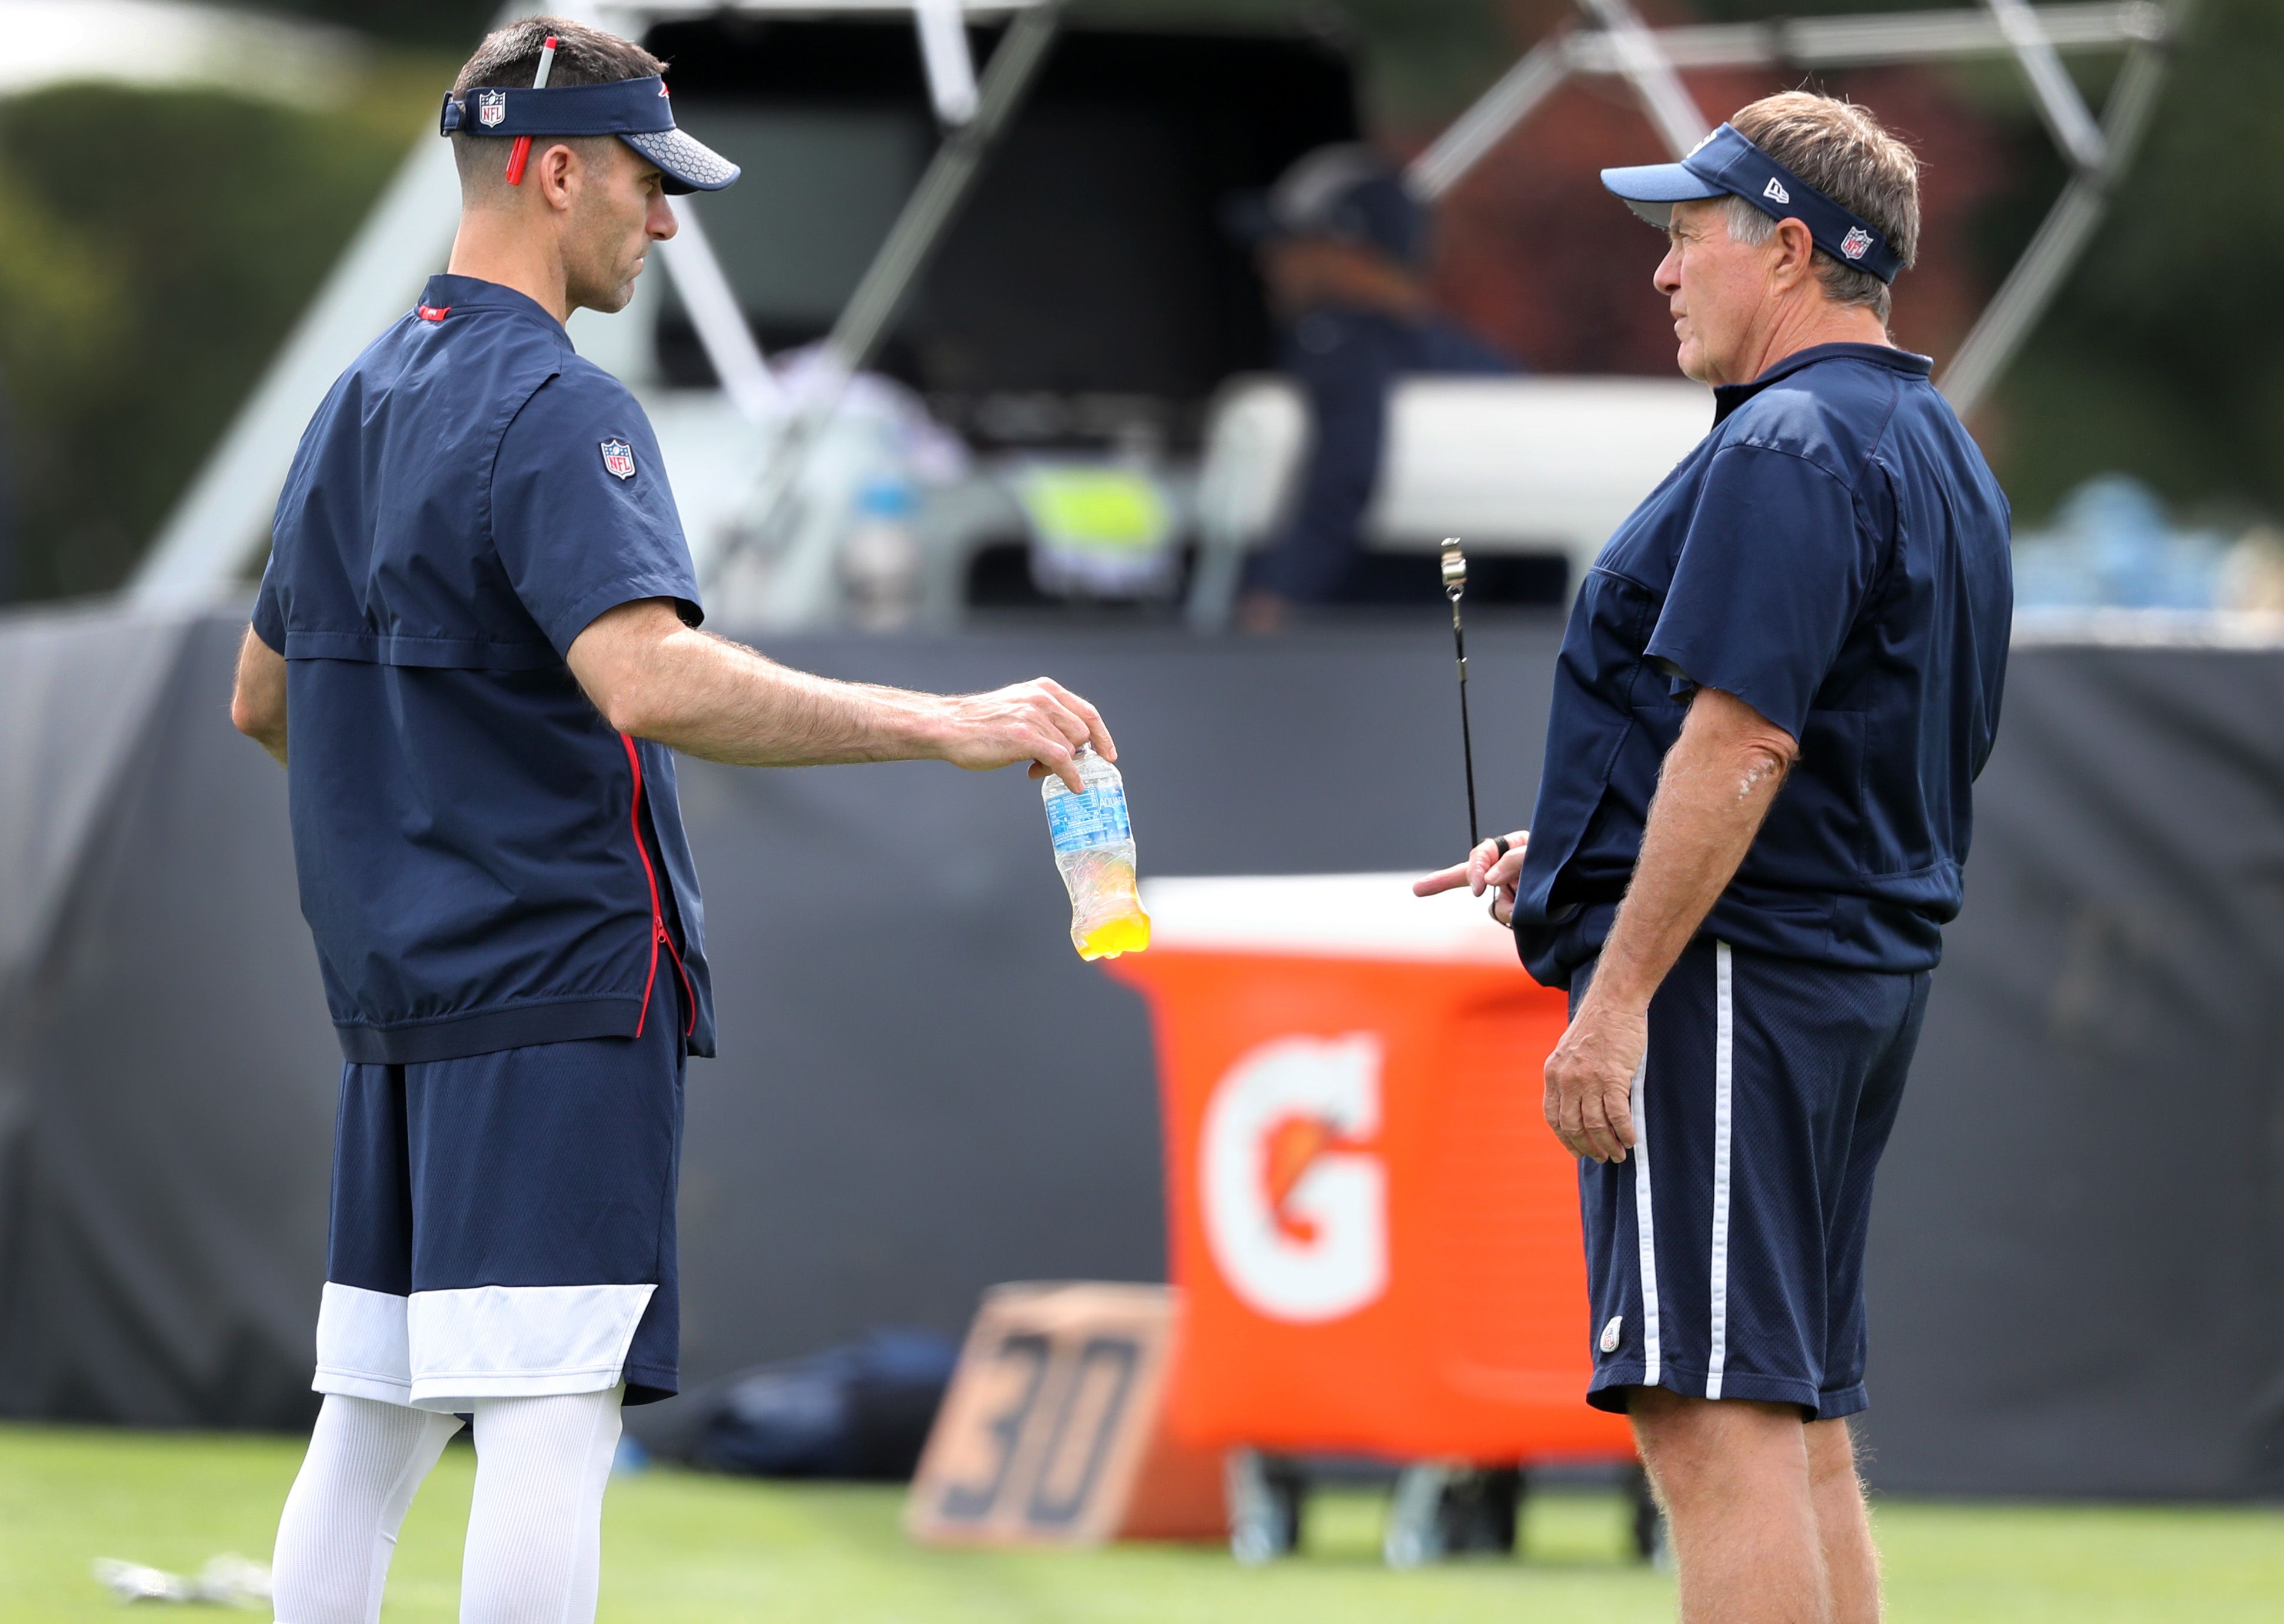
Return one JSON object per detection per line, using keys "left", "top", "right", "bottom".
{"left": 1840, "top": 226, "right": 1875, "bottom": 261}
{"left": 477, "top": 89, "right": 507, "bottom": 128}
{"left": 600, "top": 440, "right": 637, "bottom": 480}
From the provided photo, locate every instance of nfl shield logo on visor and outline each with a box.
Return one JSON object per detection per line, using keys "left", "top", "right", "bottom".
{"left": 600, "top": 440, "right": 637, "bottom": 481}
{"left": 1841, "top": 225, "right": 1875, "bottom": 261}
{"left": 476, "top": 88, "right": 506, "bottom": 128}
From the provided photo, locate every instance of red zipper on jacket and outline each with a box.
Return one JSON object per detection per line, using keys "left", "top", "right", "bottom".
{"left": 622, "top": 734, "right": 696, "bottom": 1038}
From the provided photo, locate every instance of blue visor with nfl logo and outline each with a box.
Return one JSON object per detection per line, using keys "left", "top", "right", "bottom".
{"left": 1600, "top": 124, "right": 1902, "bottom": 284}
{"left": 438, "top": 75, "right": 739, "bottom": 194}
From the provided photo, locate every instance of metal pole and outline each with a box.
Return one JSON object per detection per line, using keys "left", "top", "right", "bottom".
{"left": 709, "top": 0, "right": 1063, "bottom": 601}
{"left": 1577, "top": 0, "right": 1711, "bottom": 158}
{"left": 1441, "top": 540, "right": 1481, "bottom": 851}
{"left": 1406, "top": 3, "right": 2163, "bottom": 208}
{"left": 914, "top": 0, "right": 982, "bottom": 125}
{"left": 1567, "top": 2, "right": 2165, "bottom": 70}
{"left": 1409, "top": 37, "right": 1571, "bottom": 201}
{"left": 1939, "top": 0, "right": 2185, "bottom": 415}
{"left": 1983, "top": 0, "right": 2110, "bottom": 170}
{"left": 130, "top": 130, "right": 463, "bottom": 606}
{"left": 657, "top": 199, "right": 784, "bottom": 425}
{"left": 830, "top": 1, "right": 1061, "bottom": 379}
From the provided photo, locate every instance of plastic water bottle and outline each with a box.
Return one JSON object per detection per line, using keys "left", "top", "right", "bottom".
{"left": 1041, "top": 746, "right": 1151, "bottom": 960}
{"left": 842, "top": 475, "right": 921, "bottom": 631}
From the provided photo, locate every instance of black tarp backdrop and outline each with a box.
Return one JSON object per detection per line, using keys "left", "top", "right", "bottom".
{"left": 1856, "top": 644, "right": 2284, "bottom": 1496}
{"left": 0, "top": 604, "right": 2279, "bottom": 1496}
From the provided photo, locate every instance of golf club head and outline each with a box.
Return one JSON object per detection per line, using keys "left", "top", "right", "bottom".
{"left": 1440, "top": 538, "right": 1467, "bottom": 602}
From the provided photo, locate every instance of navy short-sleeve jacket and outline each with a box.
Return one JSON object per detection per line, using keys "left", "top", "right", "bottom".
{"left": 254, "top": 273, "right": 716, "bottom": 1063}
{"left": 1511, "top": 343, "right": 2013, "bottom": 987}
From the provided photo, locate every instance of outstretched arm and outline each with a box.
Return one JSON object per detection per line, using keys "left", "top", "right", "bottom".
{"left": 231, "top": 624, "right": 288, "bottom": 767}
{"left": 566, "top": 598, "right": 1116, "bottom": 791}
{"left": 1545, "top": 685, "right": 1797, "bottom": 1163}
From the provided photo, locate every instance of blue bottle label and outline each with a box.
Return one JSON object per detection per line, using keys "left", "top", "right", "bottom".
{"left": 1046, "top": 782, "right": 1131, "bottom": 851}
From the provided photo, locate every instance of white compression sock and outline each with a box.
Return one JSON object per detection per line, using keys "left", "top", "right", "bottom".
{"left": 458, "top": 1386, "right": 625, "bottom": 1624}
{"left": 273, "top": 1393, "right": 463, "bottom": 1624}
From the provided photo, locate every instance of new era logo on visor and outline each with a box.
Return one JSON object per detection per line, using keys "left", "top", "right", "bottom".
{"left": 1763, "top": 176, "right": 1790, "bottom": 205}
{"left": 476, "top": 88, "right": 506, "bottom": 128}
{"left": 1841, "top": 226, "right": 1875, "bottom": 261}
{"left": 600, "top": 440, "right": 636, "bottom": 480}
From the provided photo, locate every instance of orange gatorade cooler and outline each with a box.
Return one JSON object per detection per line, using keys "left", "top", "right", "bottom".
{"left": 1104, "top": 874, "right": 1634, "bottom": 1466}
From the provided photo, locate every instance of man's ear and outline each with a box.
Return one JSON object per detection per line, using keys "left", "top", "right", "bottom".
{"left": 1770, "top": 217, "right": 1818, "bottom": 292}
{"left": 533, "top": 141, "right": 582, "bottom": 213}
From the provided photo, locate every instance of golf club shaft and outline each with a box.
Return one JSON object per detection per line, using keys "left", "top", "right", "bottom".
{"left": 1452, "top": 598, "right": 1479, "bottom": 851}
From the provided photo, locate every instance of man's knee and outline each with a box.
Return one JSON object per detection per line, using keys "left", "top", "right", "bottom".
{"left": 1804, "top": 1416, "right": 1861, "bottom": 1491}
{"left": 1630, "top": 1389, "right": 1809, "bottom": 1500}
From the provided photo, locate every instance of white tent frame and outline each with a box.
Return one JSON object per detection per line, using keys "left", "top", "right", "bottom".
{"left": 701, "top": 0, "right": 1063, "bottom": 617}
{"left": 127, "top": 0, "right": 1050, "bottom": 609}
{"left": 1409, "top": 0, "right": 2186, "bottom": 417}
{"left": 128, "top": 0, "right": 2182, "bottom": 610}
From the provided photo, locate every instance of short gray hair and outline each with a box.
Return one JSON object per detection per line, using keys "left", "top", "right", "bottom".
{"left": 1724, "top": 92, "right": 1921, "bottom": 324}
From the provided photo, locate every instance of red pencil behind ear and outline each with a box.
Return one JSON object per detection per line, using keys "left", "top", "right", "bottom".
{"left": 505, "top": 35, "right": 559, "bottom": 185}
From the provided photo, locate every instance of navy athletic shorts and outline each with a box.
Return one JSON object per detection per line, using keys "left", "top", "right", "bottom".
{"left": 1575, "top": 937, "right": 1929, "bottom": 1421}
{"left": 309, "top": 984, "right": 685, "bottom": 1410}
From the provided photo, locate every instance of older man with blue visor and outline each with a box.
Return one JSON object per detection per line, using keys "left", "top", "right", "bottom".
{"left": 1419, "top": 93, "right": 2012, "bottom": 1623}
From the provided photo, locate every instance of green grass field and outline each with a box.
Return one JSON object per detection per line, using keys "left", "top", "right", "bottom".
{"left": 4, "top": 1424, "right": 2282, "bottom": 1622}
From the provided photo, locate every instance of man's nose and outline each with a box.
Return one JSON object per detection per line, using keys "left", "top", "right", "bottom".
{"left": 651, "top": 198, "right": 678, "bottom": 241}
{"left": 1654, "top": 248, "right": 1682, "bottom": 294}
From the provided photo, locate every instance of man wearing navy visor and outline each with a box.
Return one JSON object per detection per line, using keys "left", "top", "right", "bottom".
{"left": 232, "top": 17, "right": 1116, "bottom": 1623}
{"left": 1418, "top": 94, "right": 2010, "bottom": 1620}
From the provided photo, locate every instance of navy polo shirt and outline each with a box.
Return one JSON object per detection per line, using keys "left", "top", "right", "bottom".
{"left": 254, "top": 272, "right": 717, "bottom": 1063}
{"left": 1511, "top": 343, "right": 2013, "bottom": 987}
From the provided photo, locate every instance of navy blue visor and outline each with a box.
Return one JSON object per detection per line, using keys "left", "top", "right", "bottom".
{"left": 1600, "top": 124, "right": 1901, "bottom": 284}
{"left": 438, "top": 76, "right": 739, "bottom": 194}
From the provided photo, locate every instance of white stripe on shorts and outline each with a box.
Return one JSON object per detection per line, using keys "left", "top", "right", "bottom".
{"left": 312, "top": 1280, "right": 656, "bottom": 1412}
{"left": 1707, "top": 940, "right": 1735, "bottom": 1400}
{"left": 406, "top": 1283, "right": 656, "bottom": 1411}
{"left": 1632, "top": 1055, "right": 1661, "bottom": 1389}
{"left": 313, "top": 1281, "right": 414, "bottom": 1405}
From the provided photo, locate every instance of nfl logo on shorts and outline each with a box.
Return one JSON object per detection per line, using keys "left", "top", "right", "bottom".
{"left": 477, "top": 89, "right": 507, "bottom": 128}
{"left": 1840, "top": 226, "right": 1874, "bottom": 261}
{"left": 600, "top": 440, "right": 637, "bottom": 480}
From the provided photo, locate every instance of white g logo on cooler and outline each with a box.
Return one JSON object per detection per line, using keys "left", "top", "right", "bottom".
{"left": 1201, "top": 1033, "right": 1388, "bottom": 1322}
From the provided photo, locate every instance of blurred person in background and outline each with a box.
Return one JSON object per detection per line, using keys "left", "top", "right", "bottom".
{"left": 1228, "top": 144, "right": 1512, "bottom": 630}
{"left": 1418, "top": 94, "right": 2010, "bottom": 1622}
{"left": 229, "top": 16, "right": 1113, "bottom": 1623}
